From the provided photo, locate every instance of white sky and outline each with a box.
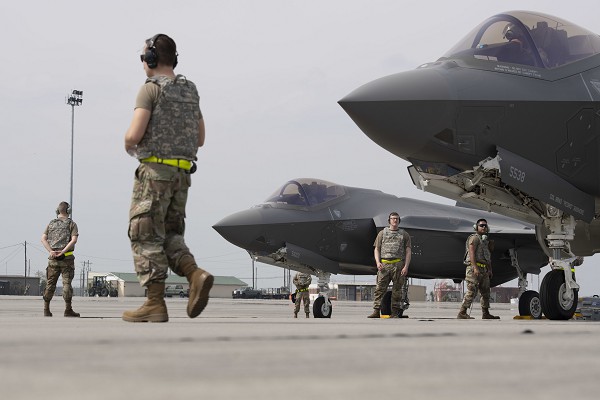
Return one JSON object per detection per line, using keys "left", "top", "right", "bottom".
{"left": 1, "top": 0, "right": 599, "bottom": 296}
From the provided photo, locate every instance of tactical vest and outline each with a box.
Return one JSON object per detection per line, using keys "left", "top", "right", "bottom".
{"left": 463, "top": 234, "right": 491, "bottom": 265}
{"left": 136, "top": 75, "right": 201, "bottom": 160}
{"left": 294, "top": 273, "right": 312, "bottom": 289}
{"left": 380, "top": 227, "right": 407, "bottom": 260}
{"left": 47, "top": 218, "right": 73, "bottom": 250}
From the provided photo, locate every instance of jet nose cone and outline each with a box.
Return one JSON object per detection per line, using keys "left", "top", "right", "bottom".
{"left": 213, "top": 208, "right": 265, "bottom": 250}
{"left": 339, "top": 66, "right": 457, "bottom": 162}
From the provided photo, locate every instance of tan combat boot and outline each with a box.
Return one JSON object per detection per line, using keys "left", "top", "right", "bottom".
{"left": 482, "top": 308, "right": 500, "bottom": 319}
{"left": 390, "top": 308, "right": 404, "bottom": 319}
{"left": 122, "top": 283, "right": 168, "bottom": 322}
{"left": 43, "top": 301, "right": 52, "bottom": 317}
{"left": 179, "top": 255, "right": 214, "bottom": 318}
{"left": 457, "top": 306, "right": 474, "bottom": 319}
{"left": 64, "top": 302, "right": 80, "bottom": 317}
{"left": 367, "top": 308, "right": 380, "bottom": 318}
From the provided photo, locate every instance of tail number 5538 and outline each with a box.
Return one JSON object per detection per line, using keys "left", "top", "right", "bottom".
{"left": 509, "top": 166, "right": 526, "bottom": 182}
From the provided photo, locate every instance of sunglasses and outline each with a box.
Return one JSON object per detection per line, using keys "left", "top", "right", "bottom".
{"left": 478, "top": 224, "right": 488, "bottom": 227}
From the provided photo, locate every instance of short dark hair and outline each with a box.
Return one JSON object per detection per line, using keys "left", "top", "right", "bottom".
{"left": 154, "top": 34, "right": 177, "bottom": 67}
{"left": 476, "top": 218, "right": 487, "bottom": 226}
{"left": 58, "top": 201, "right": 70, "bottom": 214}
{"left": 388, "top": 212, "right": 400, "bottom": 222}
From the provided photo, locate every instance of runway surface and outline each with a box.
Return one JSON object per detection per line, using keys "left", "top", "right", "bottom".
{"left": 1, "top": 295, "right": 599, "bottom": 399}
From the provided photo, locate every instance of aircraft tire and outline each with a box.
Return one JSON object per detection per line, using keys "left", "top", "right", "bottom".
{"left": 540, "top": 269, "right": 578, "bottom": 320}
{"left": 313, "top": 296, "right": 332, "bottom": 318}
{"left": 380, "top": 291, "right": 392, "bottom": 316}
{"left": 518, "top": 290, "right": 542, "bottom": 319}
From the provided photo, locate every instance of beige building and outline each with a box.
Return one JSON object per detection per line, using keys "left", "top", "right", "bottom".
{"left": 85, "top": 272, "right": 247, "bottom": 298}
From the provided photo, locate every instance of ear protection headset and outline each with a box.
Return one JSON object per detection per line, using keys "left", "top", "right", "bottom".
{"left": 56, "top": 202, "right": 71, "bottom": 216}
{"left": 143, "top": 34, "right": 178, "bottom": 69}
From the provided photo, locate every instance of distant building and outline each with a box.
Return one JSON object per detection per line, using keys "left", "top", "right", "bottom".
{"left": 0, "top": 275, "right": 41, "bottom": 296}
{"left": 85, "top": 272, "right": 247, "bottom": 298}
{"left": 308, "top": 282, "right": 426, "bottom": 302}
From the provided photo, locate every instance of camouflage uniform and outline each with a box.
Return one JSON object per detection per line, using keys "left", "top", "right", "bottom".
{"left": 129, "top": 75, "right": 202, "bottom": 287}
{"left": 460, "top": 234, "right": 492, "bottom": 310}
{"left": 43, "top": 218, "right": 78, "bottom": 304}
{"left": 372, "top": 227, "right": 411, "bottom": 313}
{"left": 293, "top": 272, "right": 312, "bottom": 317}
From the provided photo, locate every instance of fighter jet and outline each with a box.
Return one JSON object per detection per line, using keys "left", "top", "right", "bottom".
{"left": 213, "top": 178, "right": 547, "bottom": 318}
{"left": 339, "top": 10, "right": 600, "bottom": 319}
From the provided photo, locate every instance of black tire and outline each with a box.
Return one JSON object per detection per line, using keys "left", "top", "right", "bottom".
{"left": 88, "top": 289, "right": 95, "bottom": 297}
{"left": 519, "top": 290, "right": 542, "bottom": 319}
{"left": 380, "top": 291, "right": 392, "bottom": 316}
{"left": 540, "top": 269, "right": 578, "bottom": 320}
{"left": 313, "top": 296, "right": 332, "bottom": 318}
{"left": 179, "top": 292, "right": 185, "bottom": 298}
{"left": 100, "top": 288, "right": 109, "bottom": 297}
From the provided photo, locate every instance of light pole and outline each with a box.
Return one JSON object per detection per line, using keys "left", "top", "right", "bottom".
{"left": 65, "top": 90, "right": 83, "bottom": 217}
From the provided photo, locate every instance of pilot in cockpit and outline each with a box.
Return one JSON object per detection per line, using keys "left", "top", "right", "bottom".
{"left": 500, "top": 23, "right": 534, "bottom": 65}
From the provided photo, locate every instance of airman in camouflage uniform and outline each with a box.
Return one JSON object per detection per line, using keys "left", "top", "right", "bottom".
{"left": 41, "top": 201, "right": 80, "bottom": 317}
{"left": 123, "top": 33, "right": 213, "bottom": 322}
{"left": 457, "top": 219, "right": 500, "bottom": 319}
{"left": 293, "top": 272, "right": 312, "bottom": 318}
{"left": 368, "top": 212, "right": 412, "bottom": 318}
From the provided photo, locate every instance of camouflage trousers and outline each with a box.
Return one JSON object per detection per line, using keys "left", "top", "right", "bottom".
{"left": 43, "top": 257, "right": 75, "bottom": 303}
{"left": 294, "top": 290, "right": 310, "bottom": 314}
{"left": 128, "top": 163, "right": 196, "bottom": 287}
{"left": 372, "top": 262, "right": 407, "bottom": 310}
{"left": 460, "top": 266, "right": 491, "bottom": 310}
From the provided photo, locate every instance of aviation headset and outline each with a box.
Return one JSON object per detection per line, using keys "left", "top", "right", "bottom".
{"left": 473, "top": 219, "right": 489, "bottom": 241}
{"left": 388, "top": 212, "right": 400, "bottom": 223}
{"left": 56, "top": 202, "right": 71, "bottom": 216}
{"left": 143, "top": 34, "right": 178, "bottom": 69}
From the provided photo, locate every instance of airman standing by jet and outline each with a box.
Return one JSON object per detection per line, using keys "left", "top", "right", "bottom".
{"left": 293, "top": 272, "right": 312, "bottom": 318}
{"left": 457, "top": 219, "right": 500, "bottom": 320}
{"left": 369, "top": 212, "right": 412, "bottom": 318}
{"left": 122, "top": 33, "right": 213, "bottom": 322}
{"left": 41, "top": 201, "right": 80, "bottom": 318}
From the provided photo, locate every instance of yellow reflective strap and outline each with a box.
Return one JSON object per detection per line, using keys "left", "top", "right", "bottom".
{"left": 64, "top": 251, "right": 74, "bottom": 257}
{"left": 141, "top": 156, "right": 192, "bottom": 171}
{"left": 381, "top": 258, "right": 402, "bottom": 264}
{"left": 476, "top": 262, "right": 487, "bottom": 268}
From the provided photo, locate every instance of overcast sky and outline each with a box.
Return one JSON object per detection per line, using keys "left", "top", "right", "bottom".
{"left": 1, "top": 0, "right": 599, "bottom": 296}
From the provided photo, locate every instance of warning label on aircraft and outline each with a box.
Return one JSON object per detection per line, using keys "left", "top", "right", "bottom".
{"left": 497, "top": 147, "right": 594, "bottom": 223}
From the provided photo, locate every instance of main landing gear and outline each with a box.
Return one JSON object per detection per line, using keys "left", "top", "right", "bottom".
{"left": 312, "top": 272, "right": 332, "bottom": 318}
{"left": 509, "top": 248, "right": 542, "bottom": 319}
{"left": 539, "top": 208, "right": 581, "bottom": 320}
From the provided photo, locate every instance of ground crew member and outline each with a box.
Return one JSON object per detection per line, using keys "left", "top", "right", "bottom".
{"left": 368, "top": 212, "right": 412, "bottom": 318}
{"left": 293, "top": 272, "right": 312, "bottom": 318}
{"left": 457, "top": 218, "right": 500, "bottom": 319}
{"left": 122, "top": 33, "right": 212, "bottom": 322}
{"left": 41, "top": 201, "right": 80, "bottom": 317}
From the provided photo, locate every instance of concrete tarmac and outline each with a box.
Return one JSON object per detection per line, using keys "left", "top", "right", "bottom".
{"left": 1, "top": 295, "right": 599, "bottom": 400}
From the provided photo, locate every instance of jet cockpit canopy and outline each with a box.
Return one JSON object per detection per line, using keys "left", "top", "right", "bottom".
{"left": 442, "top": 10, "right": 600, "bottom": 68}
{"left": 263, "top": 178, "right": 346, "bottom": 207}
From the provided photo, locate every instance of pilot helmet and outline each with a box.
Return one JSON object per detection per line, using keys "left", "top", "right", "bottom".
{"left": 502, "top": 23, "right": 523, "bottom": 41}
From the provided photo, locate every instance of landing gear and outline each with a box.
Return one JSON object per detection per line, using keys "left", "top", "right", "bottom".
{"left": 540, "top": 269, "right": 578, "bottom": 320}
{"left": 509, "top": 248, "right": 542, "bottom": 319}
{"left": 538, "top": 209, "right": 581, "bottom": 320}
{"left": 312, "top": 271, "right": 332, "bottom": 318}
{"left": 313, "top": 296, "right": 332, "bottom": 318}
{"left": 519, "top": 290, "right": 542, "bottom": 319}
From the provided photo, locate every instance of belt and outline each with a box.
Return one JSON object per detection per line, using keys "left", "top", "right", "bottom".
{"left": 381, "top": 258, "right": 402, "bottom": 264}
{"left": 141, "top": 156, "right": 192, "bottom": 171}
{"left": 64, "top": 251, "right": 74, "bottom": 257}
{"left": 297, "top": 288, "right": 309, "bottom": 292}
{"left": 476, "top": 262, "right": 487, "bottom": 268}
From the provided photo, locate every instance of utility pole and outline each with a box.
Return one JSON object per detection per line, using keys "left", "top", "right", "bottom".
{"left": 23, "top": 241, "right": 27, "bottom": 294}
{"left": 65, "top": 89, "right": 83, "bottom": 217}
